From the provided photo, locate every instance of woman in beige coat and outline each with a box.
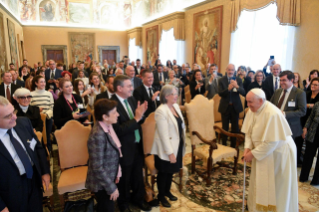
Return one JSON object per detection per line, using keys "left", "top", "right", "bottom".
{"left": 151, "top": 85, "right": 186, "bottom": 208}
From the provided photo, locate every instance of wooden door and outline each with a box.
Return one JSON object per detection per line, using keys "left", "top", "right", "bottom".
{"left": 46, "top": 50, "right": 64, "bottom": 64}
{"left": 102, "top": 50, "right": 116, "bottom": 64}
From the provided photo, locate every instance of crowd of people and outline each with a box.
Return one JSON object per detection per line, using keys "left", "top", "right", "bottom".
{"left": 0, "top": 55, "right": 318, "bottom": 212}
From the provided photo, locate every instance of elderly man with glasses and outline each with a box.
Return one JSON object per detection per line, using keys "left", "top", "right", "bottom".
{"left": 13, "top": 88, "right": 43, "bottom": 133}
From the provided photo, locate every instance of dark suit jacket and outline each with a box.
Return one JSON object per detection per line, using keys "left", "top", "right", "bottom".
{"left": 153, "top": 71, "right": 168, "bottom": 90}
{"left": 0, "top": 117, "right": 50, "bottom": 211}
{"left": 134, "top": 66, "right": 143, "bottom": 76}
{"left": 0, "top": 83, "right": 19, "bottom": 106}
{"left": 111, "top": 95, "right": 143, "bottom": 166}
{"left": 270, "top": 86, "right": 307, "bottom": 137}
{"left": 133, "top": 85, "right": 160, "bottom": 118}
{"left": 53, "top": 94, "right": 85, "bottom": 129}
{"left": 14, "top": 79, "right": 25, "bottom": 88}
{"left": 262, "top": 74, "right": 276, "bottom": 100}
{"left": 44, "top": 68, "right": 63, "bottom": 81}
{"left": 95, "top": 90, "right": 111, "bottom": 102}
{"left": 218, "top": 76, "right": 245, "bottom": 114}
{"left": 15, "top": 105, "right": 43, "bottom": 132}
{"left": 189, "top": 81, "right": 206, "bottom": 99}
{"left": 132, "top": 77, "right": 142, "bottom": 90}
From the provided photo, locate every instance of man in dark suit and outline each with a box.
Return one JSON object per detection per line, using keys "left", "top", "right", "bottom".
{"left": 218, "top": 64, "right": 246, "bottom": 148}
{"left": 125, "top": 65, "right": 142, "bottom": 90}
{"left": 262, "top": 64, "right": 281, "bottom": 100}
{"left": 270, "top": 70, "right": 306, "bottom": 165}
{"left": 133, "top": 69, "right": 160, "bottom": 118}
{"left": 153, "top": 64, "right": 168, "bottom": 90}
{"left": 95, "top": 76, "right": 115, "bottom": 102}
{"left": 0, "top": 96, "right": 50, "bottom": 212}
{"left": 111, "top": 75, "right": 151, "bottom": 212}
{"left": 10, "top": 70, "right": 25, "bottom": 88}
{"left": 19, "top": 59, "right": 34, "bottom": 77}
{"left": 45, "top": 60, "right": 63, "bottom": 90}
{"left": 134, "top": 59, "right": 143, "bottom": 76}
{"left": 72, "top": 61, "right": 88, "bottom": 79}
{"left": 0, "top": 71, "right": 19, "bottom": 106}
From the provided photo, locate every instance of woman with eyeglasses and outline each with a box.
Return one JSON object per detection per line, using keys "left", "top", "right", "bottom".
{"left": 31, "top": 75, "right": 54, "bottom": 153}
{"left": 13, "top": 88, "right": 43, "bottom": 133}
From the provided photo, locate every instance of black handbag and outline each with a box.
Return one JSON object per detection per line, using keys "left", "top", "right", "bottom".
{"left": 63, "top": 197, "right": 94, "bottom": 212}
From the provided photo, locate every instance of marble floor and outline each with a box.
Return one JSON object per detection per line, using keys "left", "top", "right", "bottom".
{"left": 44, "top": 133, "right": 319, "bottom": 212}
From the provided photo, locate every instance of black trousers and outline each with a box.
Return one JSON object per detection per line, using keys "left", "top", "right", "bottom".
{"left": 95, "top": 190, "right": 114, "bottom": 212}
{"left": 8, "top": 167, "right": 43, "bottom": 212}
{"left": 300, "top": 132, "right": 319, "bottom": 183}
{"left": 157, "top": 172, "right": 173, "bottom": 199}
{"left": 117, "top": 147, "right": 145, "bottom": 210}
{"left": 221, "top": 105, "right": 239, "bottom": 148}
{"left": 294, "top": 135, "right": 304, "bottom": 163}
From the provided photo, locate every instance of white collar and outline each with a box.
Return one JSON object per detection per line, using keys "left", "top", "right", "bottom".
{"left": 115, "top": 93, "right": 126, "bottom": 103}
{"left": 19, "top": 104, "right": 29, "bottom": 113}
{"left": 4, "top": 83, "right": 11, "bottom": 88}
{"left": 0, "top": 128, "right": 9, "bottom": 141}
{"left": 285, "top": 85, "right": 294, "bottom": 92}
{"left": 143, "top": 83, "right": 152, "bottom": 90}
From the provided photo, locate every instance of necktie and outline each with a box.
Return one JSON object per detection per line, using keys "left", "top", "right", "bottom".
{"left": 277, "top": 90, "right": 287, "bottom": 109}
{"left": 7, "top": 129, "right": 33, "bottom": 179}
{"left": 228, "top": 78, "right": 232, "bottom": 104}
{"left": 123, "top": 100, "right": 141, "bottom": 143}
{"left": 148, "top": 87, "right": 153, "bottom": 98}
{"left": 159, "top": 73, "right": 162, "bottom": 82}
{"left": 275, "top": 77, "right": 278, "bottom": 90}
{"left": 6, "top": 85, "right": 11, "bottom": 103}
{"left": 51, "top": 70, "right": 54, "bottom": 79}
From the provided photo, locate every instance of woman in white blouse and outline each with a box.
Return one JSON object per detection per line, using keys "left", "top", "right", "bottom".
{"left": 88, "top": 72, "right": 106, "bottom": 108}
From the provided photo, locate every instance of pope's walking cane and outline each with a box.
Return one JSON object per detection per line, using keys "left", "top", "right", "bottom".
{"left": 242, "top": 159, "right": 246, "bottom": 212}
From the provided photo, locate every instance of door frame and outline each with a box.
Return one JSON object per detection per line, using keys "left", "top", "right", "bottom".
{"left": 41, "top": 45, "right": 68, "bottom": 67}
{"left": 98, "top": 46, "right": 120, "bottom": 64}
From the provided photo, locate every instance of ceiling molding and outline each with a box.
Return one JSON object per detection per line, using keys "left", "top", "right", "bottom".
{"left": 184, "top": 0, "right": 218, "bottom": 11}
{"left": 0, "top": 3, "right": 22, "bottom": 26}
{"left": 127, "top": 27, "right": 142, "bottom": 34}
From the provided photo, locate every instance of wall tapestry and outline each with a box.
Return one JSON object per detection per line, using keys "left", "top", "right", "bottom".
{"left": 0, "top": 12, "right": 8, "bottom": 73}
{"left": 145, "top": 25, "right": 158, "bottom": 66}
{"left": 7, "top": 19, "right": 19, "bottom": 69}
{"left": 193, "top": 6, "right": 223, "bottom": 75}
{"left": 69, "top": 32, "right": 95, "bottom": 64}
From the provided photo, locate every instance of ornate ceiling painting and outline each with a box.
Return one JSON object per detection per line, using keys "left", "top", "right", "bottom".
{"left": 1, "top": 0, "right": 205, "bottom": 29}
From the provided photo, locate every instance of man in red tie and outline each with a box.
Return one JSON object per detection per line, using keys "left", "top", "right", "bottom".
{"left": 0, "top": 71, "right": 19, "bottom": 105}
{"left": 270, "top": 70, "right": 306, "bottom": 166}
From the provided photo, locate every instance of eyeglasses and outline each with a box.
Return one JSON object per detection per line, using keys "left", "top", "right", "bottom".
{"left": 1, "top": 110, "right": 17, "bottom": 120}
{"left": 17, "top": 96, "right": 32, "bottom": 100}
{"left": 311, "top": 84, "right": 319, "bottom": 87}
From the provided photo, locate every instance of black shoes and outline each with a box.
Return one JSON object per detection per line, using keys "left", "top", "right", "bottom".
{"left": 165, "top": 192, "right": 178, "bottom": 201}
{"left": 159, "top": 197, "right": 171, "bottom": 208}
{"left": 136, "top": 201, "right": 152, "bottom": 211}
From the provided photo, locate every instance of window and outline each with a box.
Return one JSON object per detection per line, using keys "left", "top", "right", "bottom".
{"left": 229, "top": 3, "right": 295, "bottom": 72}
{"left": 159, "top": 28, "right": 185, "bottom": 66}
{"left": 129, "top": 38, "right": 143, "bottom": 63}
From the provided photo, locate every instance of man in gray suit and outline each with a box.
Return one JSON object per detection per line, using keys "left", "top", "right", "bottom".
{"left": 206, "top": 64, "right": 221, "bottom": 99}
{"left": 270, "top": 70, "right": 306, "bottom": 165}
{"left": 125, "top": 65, "right": 142, "bottom": 90}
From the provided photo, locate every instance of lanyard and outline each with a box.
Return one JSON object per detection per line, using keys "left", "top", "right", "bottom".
{"left": 64, "top": 95, "right": 78, "bottom": 112}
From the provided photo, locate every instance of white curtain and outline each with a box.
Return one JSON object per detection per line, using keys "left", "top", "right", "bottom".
{"left": 229, "top": 3, "right": 295, "bottom": 73}
{"left": 129, "top": 38, "right": 143, "bottom": 63}
{"left": 159, "top": 28, "right": 185, "bottom": 66}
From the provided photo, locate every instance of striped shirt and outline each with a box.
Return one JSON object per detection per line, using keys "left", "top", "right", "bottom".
{"left": 30, "top": 88, "right": 54, "bottom": 119}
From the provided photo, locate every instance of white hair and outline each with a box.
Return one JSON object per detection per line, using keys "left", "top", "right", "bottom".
{"left": 13, "top": 88, "right": 31, "bottom": 98}
{"left": 0, "top": 96, "right": 10, "bottom": 106}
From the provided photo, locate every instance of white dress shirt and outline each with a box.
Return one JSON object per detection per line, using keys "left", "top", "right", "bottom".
{"left": 278, "top": 85, "right": 294, "bottom": 111}
{"left": 115, "top": 93, "right": 133, "bottom": 118}
{"left": 273, "top": 75, "right": 280, "bottom": 90}
{"left": 143, "top": 84, "right": 153, "bottom": 98}
{"left": 0, "top": 128, "right": 33, "bottom": 175}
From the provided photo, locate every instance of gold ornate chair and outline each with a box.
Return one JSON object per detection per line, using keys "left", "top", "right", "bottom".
{"left": 185, "top": 95, "right": 245, "bottom": 186}
{"left": 55, "top": 120, "right": 92, "bottom": 208}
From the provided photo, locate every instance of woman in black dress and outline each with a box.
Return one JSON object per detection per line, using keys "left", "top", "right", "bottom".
{"left": 247, "top": 70, "right": 265, "bottom": 92}
{"left": 151, "top": 85, "right": 186, "bottom": 208}
{"left": 189, "top": 69, "right": 205, "bottom": 99}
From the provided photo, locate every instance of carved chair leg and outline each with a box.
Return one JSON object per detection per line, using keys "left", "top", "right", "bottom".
{"left": 49, "top": 195, "right": 54, "bottom": 212}
{"left": 179, "top": 168, "right": 183, "bottom": 192}
{"left": 151, "top": 175, "right": 155, "bottom": 191}
{"left": 192, "top": 145, "right": 195, "bottom": 174}
{"left": 59, "top": 194, "right": 65, "bottom": 210}
{"left": 207, "top": 146, "right": 213, "bottom": 186}
{"left": 233, "top": 156, "right": 238, "bottom": 175}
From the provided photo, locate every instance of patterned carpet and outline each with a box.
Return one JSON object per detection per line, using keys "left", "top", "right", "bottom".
{"left": 179, "top": 160, "right": 250, "bottom": 212}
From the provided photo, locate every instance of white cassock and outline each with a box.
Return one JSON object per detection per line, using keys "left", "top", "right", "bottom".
{"left": 241, "top": 101, "right": 298, "bottom": 212}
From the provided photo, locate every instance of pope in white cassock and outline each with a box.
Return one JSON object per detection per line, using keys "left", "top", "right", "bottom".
{"left": 242, "top": 88, "right": 298, "bottom": 212}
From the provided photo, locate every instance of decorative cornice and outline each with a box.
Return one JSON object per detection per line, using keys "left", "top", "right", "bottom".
{"left": 157, "top": 12, "right": 185, "bottom": 24}
{"left": 127, "top": 27, "right": 142, "bottom": 34}
{"left": 184, "top": 0, "right": 218, "bottom": 11}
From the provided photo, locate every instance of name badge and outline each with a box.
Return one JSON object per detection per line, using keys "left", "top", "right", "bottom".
{"left": 288, "top": 101, "right": 296, "bottom": 107}
{"left": 182, "top": 122, "right": 185, "bottom": 129}
{"left": 78, "top": 104, "right": 84, "bottom": 109}
{"left": 156, "top": 96, "right": 160, "bottom": 101}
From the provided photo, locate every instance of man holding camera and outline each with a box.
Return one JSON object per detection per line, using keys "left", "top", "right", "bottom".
{"left": 218, "top": 64, "right": 245, "bottom": 148}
